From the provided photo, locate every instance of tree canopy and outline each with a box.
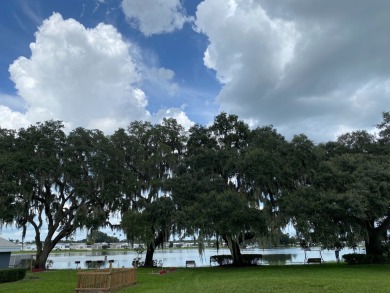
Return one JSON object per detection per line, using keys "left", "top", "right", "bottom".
{"left": 119, "top": 118, "right": 185, "bottom": 267}
{"left": 284, "top": 114, "right": 390, "bottom": 257}
{"left": 1, "top": 111, "right": 390, "bottom": 268}
{"left": 0, "top": 121, "right": 119, "bottom": 268}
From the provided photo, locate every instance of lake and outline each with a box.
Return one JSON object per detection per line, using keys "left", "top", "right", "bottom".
{"left": 42, "top": 246, "right": 361, "bottom": 269}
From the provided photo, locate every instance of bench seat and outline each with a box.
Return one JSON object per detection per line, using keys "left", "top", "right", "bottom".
{"left": 185, "top": 260, "right": 196, "bottom": 268}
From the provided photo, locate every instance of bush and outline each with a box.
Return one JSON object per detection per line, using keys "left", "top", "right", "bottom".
{"left": 210, "top": 255, "right": 233, "bottom": 266}
{"left": 18, "top": 258, "right": 35, "bottom": 269}
{"left": 342, "top": 253, "right": 389, "bottom": 264}
{"left": 210, "top": 254, "right": 262, "bottom": 266}
{"left": 0, "top": 268, "right": 27, "bottom": 283}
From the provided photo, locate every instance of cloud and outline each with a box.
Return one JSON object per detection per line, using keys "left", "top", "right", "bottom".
{"left": 121, "top": 0, "right": 191, "bottom": 36}
{"left": 146, "top": 67, "right": 178, "bottom": 96}
{"left": 5, "top": 13, "right": 193, "bottom": 133}
{"left": 0, "top": 105, "right": 29, "bottom": 130}
{"left": 154, "top": 107, "right": 194, "bottom": 130}
{"left": 8, "top": 13, "right": 149, "bottom": 132}
{"left": 195, "top": 0, "right": 390, "bottom": 142}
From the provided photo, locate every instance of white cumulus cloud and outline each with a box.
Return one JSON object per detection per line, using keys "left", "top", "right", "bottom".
{"left": 8, "top": 13, "right": 149, "bottom": 132}
{"left": 154, "top": 107, "right": 194, "bottom": 130}
{"left": 121, "top": 0, "right": 191, "bottom": 36}
{"left": 4, "top": 13, "right": 193, "bottom": 133}
{"left": 0, "top": 105, "right": 29, "bottom": 130}
{"left": 195, "top": 0, "right": 390, "bottom": 142}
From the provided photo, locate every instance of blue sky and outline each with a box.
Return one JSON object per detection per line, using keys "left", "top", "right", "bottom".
{"left": 0, "top": 0, "right": 220, "bottom": 131}
{"left": 1, "top": 0, "right": 389, "bottom": 144}
{"left": 1, "top": 0, "right": 390, "bottom": 241}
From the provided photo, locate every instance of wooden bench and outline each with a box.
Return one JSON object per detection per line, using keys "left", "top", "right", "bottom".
{"left": 185, "top": 260, "right": 196, "bottom": 268}
{"left": 306, "top": 258, "right": 322, "bottom": 264}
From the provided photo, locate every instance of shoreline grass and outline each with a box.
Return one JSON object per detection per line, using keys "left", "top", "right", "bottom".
{"left": 1, "top": 263, "right": 389, "bottom": 293}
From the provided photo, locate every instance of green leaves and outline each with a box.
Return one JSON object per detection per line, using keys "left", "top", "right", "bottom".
{"left": 1, "top": 111, "right": 389, "bottom": 264}
{"left": 287, "top": 131, "right": 390, "bottom": 254}
{"left": 121, "top": 197, "right": 176, "bottom": 247}
{"left": 0, "top": 121, "right": 125, "bottom": 267}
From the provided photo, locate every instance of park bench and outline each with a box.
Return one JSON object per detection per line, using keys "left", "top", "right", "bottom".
{"left": 185, "top": 260, "right": 196, "bottom": 268}
{"left": 306, "top": 258, "right": 322, "bottom": 264}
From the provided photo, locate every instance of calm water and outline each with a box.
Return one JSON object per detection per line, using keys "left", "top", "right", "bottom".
{"left": 43, "top": 247, "right": 360, "bottom": 269}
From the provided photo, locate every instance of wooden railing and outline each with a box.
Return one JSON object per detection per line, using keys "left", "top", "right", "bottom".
{"left": 75, "top": 267, "right": 136, "bottom": 292}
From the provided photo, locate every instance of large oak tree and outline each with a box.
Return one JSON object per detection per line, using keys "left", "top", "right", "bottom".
{"left": 286, "top": 113, "right": 390, "bottom": 258}
{"left": 170, "top": 113, "right": 268, "bottom": 265}
{"left": 119, "top": 118, "right": 185, "bottom": 267}
{"left": 0, "top": 121, "right": 118, "bottom": 268}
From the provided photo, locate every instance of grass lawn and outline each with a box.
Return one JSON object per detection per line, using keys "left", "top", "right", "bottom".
{"left": 1, "top": 264, "right": 390, "bottom": 293}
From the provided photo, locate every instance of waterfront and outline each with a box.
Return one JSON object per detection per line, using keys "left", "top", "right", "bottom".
{"left": 36, "top": 246, "right": 361, "bottom": 269}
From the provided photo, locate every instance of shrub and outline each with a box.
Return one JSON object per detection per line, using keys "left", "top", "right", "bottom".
{"left": 210, "top": 255, "right": 233, "bottom": 266}
{"left": 210, "top": 254, "right": 262, "bottom": 266}
{"left": 18, "top": 258, "right": 35, "bottom": 269}
{"left": 342, "top": 253, "right": 389, "bottom": 264}
{"left": 0, "top": 268, "right": 27, "bottom": 283}
{"left": 46, "top": 260, "right": 54, "bottom": 270}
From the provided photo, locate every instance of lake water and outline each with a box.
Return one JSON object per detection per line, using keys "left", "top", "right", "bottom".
{"left": 42, "top": 246, "right": 361, "bottom": 269}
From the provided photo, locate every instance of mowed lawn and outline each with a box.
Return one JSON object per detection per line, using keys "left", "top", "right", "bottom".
{"left": 1, "top": 264, "right": 390, "bottom": 293}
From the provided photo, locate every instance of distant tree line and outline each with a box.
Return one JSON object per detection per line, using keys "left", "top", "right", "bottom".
{"left": 0, "top": 112, "right": 389, "bottom": 268}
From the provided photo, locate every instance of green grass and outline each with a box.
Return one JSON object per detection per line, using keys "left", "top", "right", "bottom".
{"left": 1, "top": 264, "right": 390, "bottom": 293}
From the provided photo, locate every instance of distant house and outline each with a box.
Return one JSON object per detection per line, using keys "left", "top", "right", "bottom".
{"left": 0, "top": 237, "right": 20, "bottom": 269}
{"left": 70, "top": 243, "right": 92, "bottom": 250}
{"left": 23, "top": 244, "right": 37, "bottom": 251}
{"left": 54, "top": 243, "right": 71, "bottom": 250}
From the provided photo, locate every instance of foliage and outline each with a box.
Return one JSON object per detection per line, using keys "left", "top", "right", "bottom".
{"left": 285, "top": 112, "right": 390, "bottom": 259}
{"left": 241, "top": 126, "right": 296, "bottom": 245}
{"left": 210, "top": 254, "right": 263, "bottom": 266}
{"left": 46, "top": 260, "right": 54, "bottom": 269}
{"left": 377, "top": 111, "right": 390, "bottom": 145}
{"left": 119, "top": 118, "right": 186, "bottom": 267}
{"left": 286, "top": 152, "right": 390, "bottom": 253}
{"left": 18, "top": 258, "right": 35, "bottom": 269}
{"left": 0, "top": 121, "right": 121, "bottom": 268}
{"left": 0, "top": 128, "right": 17, "bottom": 224}
{"left": 86, "top": 231, "right": 119, "bottom": 244}
{"left": 170, "top": 113, "right": 269, "bottom": 265}
{"left": 278, "top": 232, "right": 297, "bottom": 246}
{"left": 121, "top": 197, "right": 176, "bottom": 247}
{"left": 0, "top": 268, "right": 27, "bottom": 283}
{"left": 342, "top": 253, "right": 390, "bottom": 265}
{"left": 2, "top": 111, "right": 390, "bottom": 269}
{"left": 132, "top": 257, "right": 144, "bottom": 267}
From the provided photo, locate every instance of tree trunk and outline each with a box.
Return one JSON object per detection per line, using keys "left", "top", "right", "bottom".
{"left": 230, "top": 240, "right": 243, "bottom": 265}
{"left": 143, "top": 231, "right": 164, "bottom": 267}
{"left": 34, "top": 243, "right": 52, "bottom": 269}
{"left": 365, "top": 225, "right": 385, "bottom": 257}
{"left": 144, "top": 242, "right": 155, "bottom": 267}
{"left": 224, "top": 235, "right": 243, "bottom": 265}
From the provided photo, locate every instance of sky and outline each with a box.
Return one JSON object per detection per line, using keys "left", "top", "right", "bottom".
{"left": 0, "top": 0, "right": 389, "bottom": 143}
{"left": 1, "top": 0, "right": 390, "bottom": 241}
